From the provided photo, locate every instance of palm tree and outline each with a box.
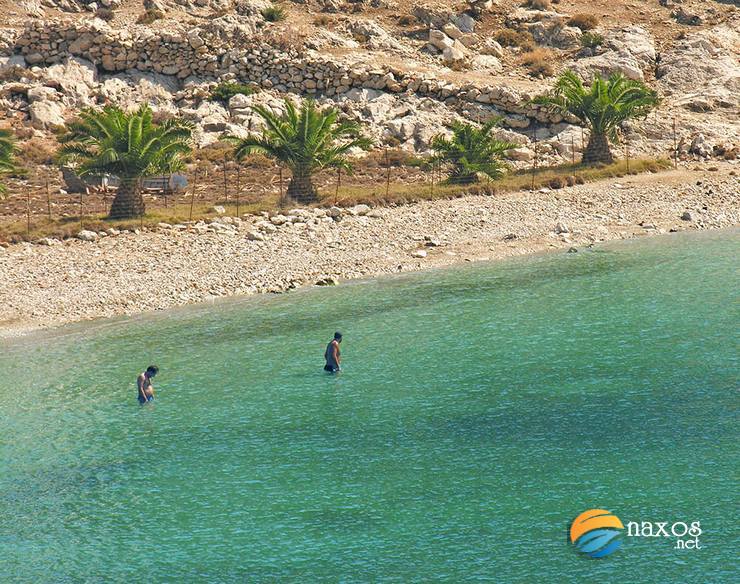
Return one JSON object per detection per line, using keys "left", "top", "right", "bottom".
{"left": 430, "top": 120, "right": 516, "bottom": 184}
{"left": 225, "top": 99, "right": 372, "bottom": 203}
{"left": 0, "top": 129, "right": 17, "bottom": 197}
{"left": 58, "top": 105, "right": 193, "bottom": 219}
{"left": 533, "top": 70, "right": 659, "bottom": 164}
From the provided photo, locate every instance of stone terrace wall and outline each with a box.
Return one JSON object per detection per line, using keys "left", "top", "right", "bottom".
{"left": 11, "top": 18, "right": 562, "bottom": 126}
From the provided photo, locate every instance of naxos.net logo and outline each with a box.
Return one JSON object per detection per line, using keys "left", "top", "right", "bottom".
{"left": 569, "top": 508, "right": 702, "bottom": 558}
{"left": 570, "top": 509, "right": 624, "bottom": 558}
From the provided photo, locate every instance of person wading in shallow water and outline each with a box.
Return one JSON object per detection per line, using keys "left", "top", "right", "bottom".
{"left": 137, "top": 365, "right": 158, "bottom": 404}
{"left": 324, "top": 332, "right": 342, "bottom": 373}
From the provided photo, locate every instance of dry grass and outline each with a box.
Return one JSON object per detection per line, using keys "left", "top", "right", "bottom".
{"left": 525, "top": 0, "right": 552, "bottom": 10}
{"left": 519, "top": 48, "right": 556, "bottom": 77}
{"left": 569, "top": 13, "right": 600, "bottom": 31}
{"left": 495, "top": 29, "right": 536, "bottom": 50}
{"left": 136, "top": 9, "right": 164, "bottom": 25}
{"left": 0, "top": 158, "right": 671, "bottom": 243}
{"left": 19, "top": 138, "right": 56, "bottom": 166}
{"left": 326, "top": 158, "right": 670, "bottom": 207}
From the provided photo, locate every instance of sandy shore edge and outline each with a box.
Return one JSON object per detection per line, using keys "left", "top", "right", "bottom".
{"left": 1, "top": 168, "right": 738, "bottom": 339}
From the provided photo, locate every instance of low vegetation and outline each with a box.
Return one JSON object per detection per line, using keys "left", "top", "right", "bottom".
{"left": 326, "top": 158, "right": 671, "bottom": 208}
{"left": 261, "top": 5, "right": 287, "bottom": 23}
{"left": 580, "top": 32, "right": 605, "bottom": 49}
{"left": 209, "top": 82, "right": 258, "bottom": 105}
{"left": 0, "top": 156, "right": 671, "bottom": 243}
{"left": 0, "top": 129, "right": 18, "bottom": 196}
{"left": 137, "top": 9, "right": 165, "bottom": 25}
{"left": 525, "top": 0, "right": 552, "bottom": 10}
{"left": 568, "top": 13, "right": 599, "bottom": 31}
{"left": 519, "top": 48, "right": 556, "bottom": 77}
{"left": 495, "top": 29, "right": 536, "bottom": 51}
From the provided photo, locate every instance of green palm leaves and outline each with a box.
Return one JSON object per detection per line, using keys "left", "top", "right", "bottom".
{"left": 225, "top": 99, "right": 372, "bottom": 203}
{"left": 533, "top": 71, "right": 659, "bottom": 164}
{"left": 58, "top": 105, "right": 193, "bottom": 218}
{"left": 0, "top": 129, "right": 17, "bottom": 197}
{"left": 430, "top": 120, "right": 516, "bottom": 184}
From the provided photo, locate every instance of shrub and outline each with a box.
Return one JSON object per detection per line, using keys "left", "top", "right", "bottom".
{"left": 137, "top": 8, "right": 164, "bottom": 24}
{"left": 495, "top": 29, "right": 535, "bottom": 50}
{"left": 97, "top": 8, "right": 116, "bottom": 21}
{"left": 261, "top": 5, "right": 287, "bottom": 22}
{"left": 20, "top": 138, "right": 55, "bottom": 165}
{"left": 209, "top": 82, "right": 257, "bottom": 105}
{"left": 568, "top": 13, "right": 599, "bottom": 31}
{"left": 519, "top": 48, "right": 555, "bottom": 77}
{"left": 580, "top": 31, "right": 604, "bottom": 49}
{"left": 548, "top": 176, "right": 566, "bottom": 189}
{"left": 525, "top": 0, "right": 551, "bottom": 10}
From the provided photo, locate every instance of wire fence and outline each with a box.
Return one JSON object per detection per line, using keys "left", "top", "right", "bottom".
{"left": 0, "top": 127, "right": 667, "bottom": 242}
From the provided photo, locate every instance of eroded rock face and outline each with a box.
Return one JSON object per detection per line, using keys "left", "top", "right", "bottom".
{"left": 573, "top": 26, "right": 656, "bottom": 81}
{"left": 1, "top": 2, "right": 737, "bottom": 165}
{"left": 658, "top": 25, "right": 740, "bottom": 113}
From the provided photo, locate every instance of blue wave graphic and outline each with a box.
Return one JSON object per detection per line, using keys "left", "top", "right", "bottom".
{"left": 575, "top": 529, "right": 622, "bottom": 558}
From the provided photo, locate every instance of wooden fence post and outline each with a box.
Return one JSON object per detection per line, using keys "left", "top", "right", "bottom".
{"left": 189, "top": 168, "right": 197, "bottom": 222}
{"left": 46, "top": 173, "right": 52, "bottom": 222}
{"left": 335, "top": 167, "right": 341, "bottom": 206}
{"left": 236, "top": 164, "right": 241, "bottom": 217}
{"left": 26, "top": 187, "right": 31, "bottom": 239}
{"left": 279, "top": 166, "right": 284, "bottom": 208}
{"left": 385, "top": 147, "right": 391, "bottom": 198}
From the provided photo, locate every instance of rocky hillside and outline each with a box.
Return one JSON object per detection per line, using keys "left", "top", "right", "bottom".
{"left": 0, "top": 0, "right": 738, "bottom": 167}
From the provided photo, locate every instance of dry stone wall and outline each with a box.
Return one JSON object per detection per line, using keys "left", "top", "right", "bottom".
{"left": 10, "top": 18, "right": 562, "bottom": 127}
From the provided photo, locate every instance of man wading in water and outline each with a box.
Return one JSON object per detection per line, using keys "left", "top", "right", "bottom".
{"left": 324, "top": 332, "right": 342, "bottom": 373}
{"left": 137, "top": 365, "right": 158, "bottom": 404}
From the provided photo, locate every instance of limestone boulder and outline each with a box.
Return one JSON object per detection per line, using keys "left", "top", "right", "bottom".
{"left": 29, "top": 100, "right": 66, "bottom": 129}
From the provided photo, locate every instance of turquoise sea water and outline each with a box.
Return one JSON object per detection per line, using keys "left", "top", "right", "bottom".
{"left": 1, "top": 229, "right": 738, "bottom": 582}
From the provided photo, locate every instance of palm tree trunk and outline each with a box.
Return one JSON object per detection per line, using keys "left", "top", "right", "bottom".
{"left": 287, "top": 168, "right": 318, "bottom": 203}
{"left": 583, "top": 132, "right": 614, "bottom": 165}
{"left": 108, "top": 177, "right": 144, "bottom": 219}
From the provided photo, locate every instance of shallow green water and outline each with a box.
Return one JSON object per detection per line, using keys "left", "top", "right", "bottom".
{"left": 1, "top": 229, "right": 738, "bottom": 582}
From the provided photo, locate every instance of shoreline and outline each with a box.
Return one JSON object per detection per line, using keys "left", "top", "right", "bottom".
{"left": 1, "top": 168, "right": 738, "bottom": 339}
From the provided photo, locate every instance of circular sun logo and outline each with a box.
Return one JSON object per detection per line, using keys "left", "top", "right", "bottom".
{"left": 570, "top": 509, "right": 624, "bottom": 559}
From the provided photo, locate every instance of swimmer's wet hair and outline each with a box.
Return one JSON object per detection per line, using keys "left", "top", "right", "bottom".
{"left": 146, "top": 365, "right": 159, "bottom": 375}
{"left": 334, "top": 332, "right": 342, "bottom": 340}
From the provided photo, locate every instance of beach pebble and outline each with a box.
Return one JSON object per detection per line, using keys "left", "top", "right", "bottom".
{"left": 76, "top": 230, "right": 99, "bottom": 242}
{"left": 246, "top": 231, "right": 265, "bottom": 241}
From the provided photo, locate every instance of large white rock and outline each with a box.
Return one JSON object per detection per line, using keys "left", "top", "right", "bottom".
{"left": 429, "top": 29, "right": 455, "bottom": 51}
{"left": 40, "top": 57, "right": 97, "bottom": 107}
{"left": 77, "top": 230, "right": 99, "bottom": 242}
{"left": 26, "top": 86, "right": 59, "bottom": 103}
{"left": 29, "top": 100, "right": 66, "bottom": 129}
{"left": 472, "top": 54, "right": 503, "bottom": 73}
{"left": 573, "top": 26, "right": 656, "bottom": 81}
